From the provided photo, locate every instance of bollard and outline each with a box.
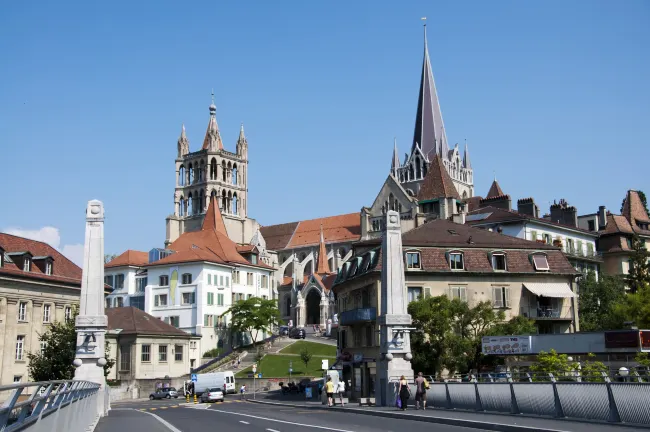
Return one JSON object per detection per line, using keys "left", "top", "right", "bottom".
{"left": 186, "top": 394, "right": 189, "bottom": 403}
{"left": 194, "top": 394, "right": 198, "bottom": 404}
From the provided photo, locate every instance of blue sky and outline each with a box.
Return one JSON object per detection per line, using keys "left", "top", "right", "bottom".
{"left": 1, "top": 0, "right": 648, "bottom": 264}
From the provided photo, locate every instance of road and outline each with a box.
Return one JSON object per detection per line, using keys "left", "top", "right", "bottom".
{"left": 103, "top": 398, "right": 487, "bottom": 432}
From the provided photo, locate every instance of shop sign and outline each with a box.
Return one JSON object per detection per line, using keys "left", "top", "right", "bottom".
{"left": 482, "top": 336, "right": 532, "bottom": 355}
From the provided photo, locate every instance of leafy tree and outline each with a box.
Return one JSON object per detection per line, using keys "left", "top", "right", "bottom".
{"left": 104, "top": 254, "right": 118, "bottom": 264}
{"left": 578, "top": 272, "right": 626, "bottom": 331}
{"left": 221, "top": 297, "right": 282, "bottom": 345}
{"left": 300, "top": 348, "right": 312, "bottom": 370}
{"left": 614, "top": 283, "right": 650, "bottom": 328}
{"left": 626, "top": 235, "right": 650, "bottom": 294}
{"left": 579, "top": 353, "right": 609, "bottom": 382}
{"left": 28, "top": 307, "right": 114, "bottom": 380}
{"left": 529, "top": 349, "right": 576, "bottom": 381}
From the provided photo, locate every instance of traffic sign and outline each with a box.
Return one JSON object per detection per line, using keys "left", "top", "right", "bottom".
{"left": 289, "top": 368, "right": 293, "bottom": 373}
{"left": 191, "top": 374, "right": 198, "bottom": 382}
{"left": 252, "top": 364, "right": 257, "bottom": 373}
{"left": 258, "top": 373, "right": 262, "bottom": 378}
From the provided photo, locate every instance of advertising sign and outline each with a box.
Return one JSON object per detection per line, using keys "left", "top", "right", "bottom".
{"left": 482, "top": 336, "right": 532, "bottom": 355}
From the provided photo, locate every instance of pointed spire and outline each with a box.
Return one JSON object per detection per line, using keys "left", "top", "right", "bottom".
{"left": 412, "top": 20, "right": 449, "bottom": 162}
{"left": 237, "top": 122, "right": 247, "bottom": 145}
{"left": 416, "top": 154, "right": 460, "bottom": 201}
{"left": 486, "top": 179, "right": 505, "bottom": 199}
{"left": 316, "top": 224, "right": 331, "bottom": 274}
{"left": 202, "top": 90, "right": 224, "bottom": 151}
{"left": 463, "top": 139, "right": 472, "bottom": 169}
{"left": 177, "top": 124, "right": 190, "bottom": 158}
{"left": 391, "top": 138, "right": 400, "bottom": 177}
{"left": 202, "top": 195, "right": 229, "bottom": 236}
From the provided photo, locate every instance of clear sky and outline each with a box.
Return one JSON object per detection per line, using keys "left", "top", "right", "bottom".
{"left": 1, "top": 0, "right": 648, "bottom": 265}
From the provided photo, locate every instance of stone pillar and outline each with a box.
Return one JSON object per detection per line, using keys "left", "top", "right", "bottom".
{"left": 377, "top": 210, "right": 414, "bottom": 407}
{"left": 73, "top": 200, "right": 109, "bottom": 417}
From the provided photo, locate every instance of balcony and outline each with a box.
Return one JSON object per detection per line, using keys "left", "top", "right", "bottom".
{"left": 521, "top": 306, "right": 573, "bottom": 321}
{"left": 339, "top": 307, "right": 376, "bottom": 326}
{"left": 563, "top": 248, "right": 603, "bottom": 262}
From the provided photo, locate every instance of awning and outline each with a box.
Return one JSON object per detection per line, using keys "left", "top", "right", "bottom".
{"left": 523, "top": 282, "right": 576, "bottom": 298}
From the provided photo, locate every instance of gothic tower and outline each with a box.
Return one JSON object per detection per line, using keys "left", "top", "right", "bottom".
{"left": 165, "top": 93, "right": 251, "bottom": 246}
{"left": 393, "top": 24, "right": 474, "bottom": 199}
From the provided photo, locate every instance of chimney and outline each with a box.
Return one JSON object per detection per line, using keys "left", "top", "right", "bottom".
{"left": 452, "top": 212, "right": 466, "bottom": 225}
{"left": 550, "top": 200, "right": 563, "bottom": 224}
{"left": 549, "top": 199, "right": 578, "bottom": 227}
{"left": 564, "top": 206, "right": 578, "bottom": 227}
{"left": 517, "top": 197, "right": 539, "bottom": 218}
{"left": 598, "top": 206, "right": 607, "bottom": 229}
{"left": 479, "top": 194, "right": 512, "bottom": 211}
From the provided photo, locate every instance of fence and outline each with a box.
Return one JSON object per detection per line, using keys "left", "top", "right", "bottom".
{"left": 417, "top": 373, "right": 650, "bottom": 426}
{"left": 0, "top": 380, "right": 102, "bottom": 432}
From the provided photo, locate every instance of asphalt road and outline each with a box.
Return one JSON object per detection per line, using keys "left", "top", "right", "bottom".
{"left": 103, "top": 398, "right": 488, "bottom": 432}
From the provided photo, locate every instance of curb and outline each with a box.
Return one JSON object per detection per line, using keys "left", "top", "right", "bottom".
{"left": 246, "top": 399, "right": 572, "bottom": 432}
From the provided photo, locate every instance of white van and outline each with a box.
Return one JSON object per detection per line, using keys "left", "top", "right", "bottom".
{"left": 193, "top": 371, "right": 236, "bottom": 396}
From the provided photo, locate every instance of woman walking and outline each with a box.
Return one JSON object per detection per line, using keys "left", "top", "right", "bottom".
{"left": 336, "top": 379, "right": 346, "bottom": 406}
{"left": 398, "top": 375, "right": 411, "bottom": 410}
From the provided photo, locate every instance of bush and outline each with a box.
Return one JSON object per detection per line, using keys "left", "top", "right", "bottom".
{"left": 203, "top": 348, "right": 221, "bottom": 358}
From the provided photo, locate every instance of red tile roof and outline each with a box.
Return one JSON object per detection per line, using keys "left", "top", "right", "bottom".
{"left": 468, "top": 206, "right": 596, "bottom": 235}
{"left": 105, "top": 250, "right": 149, "bottom": 269}
{"left": 315, "top": 226, "right": 331, "bottom": 274}
{"left": 416, "top": 154, "right": 461, "bottom": 201}
{"left": 622, "top": 190, "right": 650, "bottom": 229}
{"left": 107, "top": 307, "right": 192, "bottom": 337}
{"left": 262, "top": 213, "right": 360, "bottom": 251}
{"left": 486, "top": 180, "right": 505, "bottom": 199}
{"left": 259, "top": 222, "right": 300, "bottom": 251}
{"left": 0, "top": 232, "right": 82, "bottom": 285}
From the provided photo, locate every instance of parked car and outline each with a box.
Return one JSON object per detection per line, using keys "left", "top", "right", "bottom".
{"left": 279, "top": 326, "right": 289, "bottom": 336}
{"left": 290, "top": 328, "right": 306, "bottom": 339}
{"left": 200, "top": 387, "right": 225, "bottom": 403}
{"left": 149, "top": 387, "right": 179, "bottom": 400}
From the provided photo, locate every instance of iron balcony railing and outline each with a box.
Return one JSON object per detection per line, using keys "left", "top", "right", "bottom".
{"left": 339, "top": 307, "right": 376, "bottom": 326}
{"left": 563, "top": 248, "right": 603, "bottom": 261}
{"left": 521, "top": 305, "right": 573, "bottom": 320}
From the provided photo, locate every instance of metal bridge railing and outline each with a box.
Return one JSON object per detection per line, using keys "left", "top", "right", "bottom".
{"left": 0, "top": 380, "right": 102, "bottom": 432}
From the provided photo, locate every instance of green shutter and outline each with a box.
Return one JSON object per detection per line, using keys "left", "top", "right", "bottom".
{"left": 204, "top": 315, "right": 209, "bottom": 326}
{"left": 530, "top": 230, "right": 538, "bottom": 242}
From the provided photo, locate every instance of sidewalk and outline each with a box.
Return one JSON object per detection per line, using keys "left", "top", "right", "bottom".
{"left": 96, "top": 408, "right": 173, "bottom": 432}
{"left": 250, "top": 392, "right": 649, "bottom": 432}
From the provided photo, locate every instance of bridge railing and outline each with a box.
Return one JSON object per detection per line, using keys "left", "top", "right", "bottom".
{"left": 419, "top": 373, "right": 650, "bottom": 425}
{"left": 0, "top": 380, "right": 102, "bottom": 432}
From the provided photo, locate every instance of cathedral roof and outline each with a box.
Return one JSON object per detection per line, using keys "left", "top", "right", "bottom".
{"left": 260, "top": 213, "right": 361, "bottom": 251}
{"left": 486, "top": 180, "right": 505, "bottom": 199}
{"left": 315, "top": 225, "right": 331, "bottom": 274}
{"left": 622, "top": 190, "right": 650, "bottom": 226}
{"left": 105, "top": 250, "right": 149, "bottom": 268}
{"left": 412, "top": 25, "right": 448, "bottom": 161}
{"left": 416, "top": 154, "right": 461, "bottom": 201}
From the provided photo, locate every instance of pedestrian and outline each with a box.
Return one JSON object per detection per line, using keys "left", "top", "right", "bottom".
{"left": 223, "top": 383, "right": 227, "bottom": 396}
{"left": 414, "top": 372, "right": 427, "bottom": 410}
{"left": 325, "top": 376, "right": 335, "bottom": 407}
{"left": 398, "top": 375, "right": 411, "bottom": 411}
{"left": 336, "top": 379, "right": 346, "bottom": 406}
{"left": 240, "top": 384, "right": 246, "bottom": 400}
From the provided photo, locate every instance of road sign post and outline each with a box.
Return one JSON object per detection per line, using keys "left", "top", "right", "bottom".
{"left": 252, "top": 364, "right": 257, "bottom": 400}
{"left": 289, "top": 361, "right": 293, "bottom": 381}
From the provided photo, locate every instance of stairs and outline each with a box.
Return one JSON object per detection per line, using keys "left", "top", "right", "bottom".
{"left": 219, "top": 337, "right": 297, "bottom": 373}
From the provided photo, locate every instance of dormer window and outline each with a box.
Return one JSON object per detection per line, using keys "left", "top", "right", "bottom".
{"left": 45, "top": 261, "right": 52, "bottom": 275}
{"left": 251, "top": 254, "right": 258, "bottom": 265}
{"left": 33, "top": 256, "right": 54, "bottom": 275}
{"left": 405, "top": 252, "right": 421, "bottom": 270}
{"left": 449, "top": 252, "right": 464, "bottom": 270}
{"left": 532, "top": 254, "right": 550, "bottom": 271}
{"left": 492, "top": 253, "right": 507, "bottom": 271}
{"left": 23, "top": 258, "right": 30, "bottom": 272}
{"left": 0, "top": 248, "right": 4, "bottom": 267}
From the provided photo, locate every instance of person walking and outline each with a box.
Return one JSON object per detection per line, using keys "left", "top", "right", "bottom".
{"left": 325, "top": 376, "right": 335, "bottom": 407}
{"left": 239, "top": 384, "right": 246, "bottom": 400}
{"left": 336, "top": 379, "right": 346, "bottom": 406}
{"left": 414, "top": 372, "right": 427, "bottom": 410}
{"left": 398, "top": 375, "right": 411, "bottom": 411}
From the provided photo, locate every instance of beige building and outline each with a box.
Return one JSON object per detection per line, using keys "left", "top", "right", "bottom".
{"left": 106, "top": 307, "right": 200, "bottom": 382}
{"left": 0, "top": 233, "right": 110, "bottom": 386}
{"left": 332, "top": 219, "right": 579, "bottom": 399}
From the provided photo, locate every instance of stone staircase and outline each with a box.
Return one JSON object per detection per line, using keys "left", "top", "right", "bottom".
{"left": 217, "top": 337, "right": 297, "bottom": 373}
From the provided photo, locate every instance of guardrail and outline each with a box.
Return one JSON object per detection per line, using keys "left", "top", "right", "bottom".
{"left": 410, "top": 373, "right": 650, "bottom": 425}
{"left": 0, "top": 380, "right": 103, "bottom": 432}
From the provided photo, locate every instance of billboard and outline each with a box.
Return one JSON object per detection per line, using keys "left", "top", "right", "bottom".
{"left": 482, "top": 336, "right": 532, "bottom": 355}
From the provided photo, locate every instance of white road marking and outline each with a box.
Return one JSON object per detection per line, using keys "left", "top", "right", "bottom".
{"left": 266, "top": 429, "right": 280, "bottom": 432}
{"left": 208, "top": 409, "right": 357, "bottom": 432}
{"left": 139, "top": 410, "right": 183, "bottom": 432}
{"left": 240, "top": 421, "right": 250, "bottom": 424}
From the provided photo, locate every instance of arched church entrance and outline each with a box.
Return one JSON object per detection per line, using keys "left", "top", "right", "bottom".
{"left": 306, "top": 289, "right": 321, "bottom": 325}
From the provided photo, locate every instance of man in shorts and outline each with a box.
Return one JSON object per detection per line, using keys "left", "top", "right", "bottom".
{"left": 414, "top": 372, "right": 427, "bottom": 410}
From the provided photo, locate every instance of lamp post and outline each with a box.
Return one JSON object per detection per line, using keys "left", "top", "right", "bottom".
{"left": 619, "top": 366, "right": 629, "bottom": 383}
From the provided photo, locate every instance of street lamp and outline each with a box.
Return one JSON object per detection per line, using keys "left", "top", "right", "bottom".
{"left": 619, "top": 366, "right": 629, "bottom": 382}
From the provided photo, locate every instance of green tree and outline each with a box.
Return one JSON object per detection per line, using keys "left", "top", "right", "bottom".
{"left": 579, "top": 354, "right": 609, "bottom": 382}
{"left": 529, "top": 349, "right": 576, "bottom": 381}
{"left": 104, "top": 254, "right": 118, "bottom": 264}
{"left": 626, "top": 235, "right": 650, "bottom": 294}
{"left": 300, "top": 348, "right": 312, "bottom": 370}
{"left": 614, "top": 284, "right": 650, "bottom": 328}
{"left": 221, "top": 297, "right": 282, "bottom": 345}
{"left": 578, "top": 272, "right": 626, "bottom": 331}
{"left": 28, "top": 308, "right": 114, "bottom": 380}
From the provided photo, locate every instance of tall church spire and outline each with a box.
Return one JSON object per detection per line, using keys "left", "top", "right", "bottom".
{"left": 316, "top": 224, "right": 331, "bottom": 274}
{"left": 391, "top": 138, "right": 400, "bottom": 177}
{"left": 177, "top": 124, "right": 189, "bottom": 158}
{"left": 463, "top": 140, "right": 472, "bottom": 169}
{"left": 412, "top": 21, "right": 448, "bottom": 162}
{"left": 202, "top": 90, "right": 224, "bottom": 151}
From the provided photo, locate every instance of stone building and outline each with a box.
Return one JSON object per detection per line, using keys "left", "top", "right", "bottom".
{"left": 0, "top": 233, "right": 110, "bottom": 386}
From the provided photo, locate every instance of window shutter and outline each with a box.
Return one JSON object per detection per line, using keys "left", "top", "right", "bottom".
{"left": 505, "top": 287, "right": 511, "bottom": 308}
{"left": 204, "top": 315, "right": 209, "bottom": 326}
{"left": 530, "top": 230, "right": 537, "bottom": 241}
{"left": 460, "top": 287, "right": 467, "bottom": 302}
{"left": 423, "top": 287, "right": 431, "bottom": 298}
{"left": 446, "top": 287, "right": 452, "bottom": 300}
{"left": 492, "top": 287, "right": 501, "bottom": 307}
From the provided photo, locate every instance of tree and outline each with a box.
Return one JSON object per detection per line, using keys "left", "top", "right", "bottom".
{"left": 104, "top": 254, "right": 118, "bottom": 264}
{"left": 578, "top": 272, "right": 626, "bottom": 331}
{"left": 626, "top": 235, "right": 650, "bottom": 294}
{"left": 579, "top": 354, "right": 609, "bottom": 382}
{"left": 28, "top": 307, "right": 114, "bottom": 380}
{"left": 300, "top": 348, "right": 312, "bottom": 371}
{"left": 614, "top": 283, "right": 650, "bottom": 329}
{"left": 221, "top": 297, "right": 282, "bottom": 345}
{"left": 529, "top": 349, "right": 576, "bottom": 381}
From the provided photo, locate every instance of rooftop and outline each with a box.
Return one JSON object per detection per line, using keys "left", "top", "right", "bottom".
{"left": 107, "top": 307, "right": 192, "bottom": 337}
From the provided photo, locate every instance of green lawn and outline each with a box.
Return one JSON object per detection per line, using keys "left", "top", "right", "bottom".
{"left": 235, "top": 353, "right": 335, "bottom": 378}
{"left": 279, "top": 341, "right": 337, "bottom": 357}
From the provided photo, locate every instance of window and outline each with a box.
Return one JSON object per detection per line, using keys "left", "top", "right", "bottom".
{"left": 251, "top": 255, "right": 258, "bottom": 265}
{"left": 219, "top": 275, "right": 224, "bottom": 286}
{"left": 64, "top": 306, "right": 72, "bottom": 321}
{"left": 217, "top": 293, "right": 224, "bottom": 306}
{"left": 105, "top": 299, "right": 111, "bottom": 309}
{"left": 130, "top": 296, "right": 145, "bottom": 310}
{"left": 449, "top": 253, "right": 464, "bottom": 270}
{"left": 18, "top": 302, "right": 27, "bottom": 321}
{"left": 175, "top": 345, "right": 183, "bottom": 361}
{"left": 207, "top": 292, "right": 214, "bottom": 305}
{"left": 159, "top": 275, "right": 169, "bottom": 286}
{"left": 43, "top": 304, "right": 51, "bottom": 323}
{"left": 225, "top": 276, "right": 230, "bottom": 287}
{"left": 204, "top": 314, "right": 214, "bottom": 327}
{"left": 182, "top": 292, "right": 195, "bottom": 305}
{"left": 159, "top": 345, "right": 168, "bottom": 362}
{"left": 117, "top": 297, "right": 124, "bottom": 308}
{"left": 238, "top": 293, "right": 244, "bottom": 301}
{"left": 233, "top": 271, "right": 240, "bottom": 284}
{"left": 104, "top": 275, "right": 114, "bottom": 288}
{"left": 532, "top": 254, "right": 550, "bottom": 271}
{"left": 182, "top": 273, "right": 192, "bottom": 284}
{"left": 190, "top": 341, "right": 197, "bottom": 349}
{"left": 154, "top": 294, "right": 168, "bottom": 307}
{"left": 247, "top": 294, "right": 253, "bottom": 300}
{"left": 15, "top": 336, "right": 25, "bottom": 360}
{"left": 115, "top": 274, "right": 125, "bottom": 289}
{"left": 626, "top": 238, "right": 632, "bottom": 249}
{"left": 169, "top": 316, "right": 180, "bottom": 327}
{"left": 492, "top": 287, "right": 510, "bottom": 308}
{"left": 13, "top": 376, "right": 22, "bottom": 383}
{"left": 492, "top": 254, "right": 507, "bottom": 271}
{"left": 530, "top": 230, "right": 538, "bottom": 242}
{"left": 45, "top": 262, "right": 52, "bottom": 275}
{"left": 120, "top": 346, "right": 131, "bottom": 371}
{"left": 566, "top": 239, "right": 574, "bottom": 253}
{"left": 588, "top": 220, "right": 595, "bottom": 231}
{"left": 354, "top": 328, "right": 362, "bottom": 347}
{"left": 23, "top": 259, "right": 30, "bottom": 272}
{"left": 449, "top": 286, "right": 467, "bottom": 302}
{"left": 543, "top": 234, "right": 552, "bottom": 244}
{"left": 407, "top": 287, "right": 422, "bottom": 303}
{"left": 261, "top": 275, "right": 268, "bottom": 288}
{"left": 135, "top": 277, "right": 147, "bottom": 293}
{"left": 406, "top": 252, "right": 421, "bottom": 270}
{"left": 40, "top": 341, "right": 47, "bottom": 355}
{"left": 587, "top": 243, "right": 595, "bottom": 256}
{"left": 247, "top": 273, "right": 253, "bottom": 286}
{"left": 208, "top": 274, "right": 212, "bottom": 285}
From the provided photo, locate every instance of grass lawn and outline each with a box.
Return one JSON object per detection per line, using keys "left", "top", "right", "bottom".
{"left": 235, "top": 353, "right": 334, "bottom": 378}
{"left": 279, "top": 341, "right": 337, "bottom": 357}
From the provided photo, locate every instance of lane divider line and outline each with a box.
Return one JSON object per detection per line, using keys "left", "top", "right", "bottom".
{"left": 207, "top": 408, "right": 358, "bottom": 432}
